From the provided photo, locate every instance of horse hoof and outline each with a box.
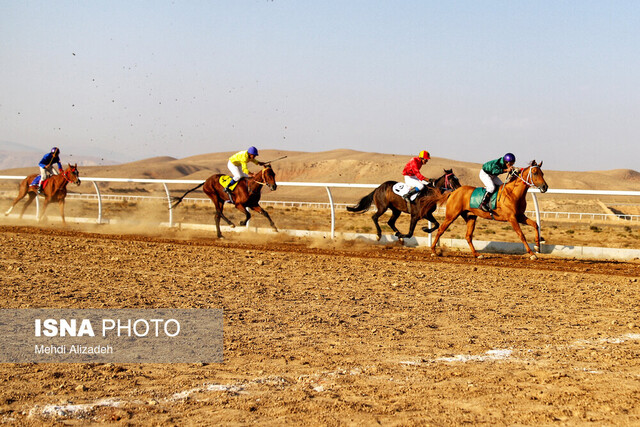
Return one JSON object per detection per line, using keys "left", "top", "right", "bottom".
{"left": 476, "top": 254, "right": 484, "bottom": 259}
{"left": 375, "top": 235, "right": 381, "bottom": 242}
{"left": 230, "top": 224, "right": 236, "bottom": 228}
{"left": 534, "top": 245, "right": 540, "bottom": 253}
{"left": 530, "top": 254, "right": 538, "bottom": 260}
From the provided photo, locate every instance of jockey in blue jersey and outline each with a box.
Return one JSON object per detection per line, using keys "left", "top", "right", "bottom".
{"left": 38, "top": 147, "right": 63, "bottom": 194}
{"left": 478, "top": 153, "right": 516, "bottom": 212}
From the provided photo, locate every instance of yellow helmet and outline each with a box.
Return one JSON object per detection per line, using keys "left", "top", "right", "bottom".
{"left": 419, "top": 150, "right": 430, "bottom": 160}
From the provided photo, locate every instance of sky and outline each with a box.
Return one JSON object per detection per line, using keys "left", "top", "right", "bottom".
{"left": 1, "top": 1, "right": 639, "bottom": 171}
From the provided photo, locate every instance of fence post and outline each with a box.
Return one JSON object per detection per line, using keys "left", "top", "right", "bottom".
{"left": 531, "top": 193, "right": 541, "bottom": 232}
{"left": 326, "top": 186, "right": 335, "bottom": 239}
{"left": 163, "top": 183, "right": 173, "bottom": 228}
{"left": 91, "top": 181, "right": 103, "bottom": 224}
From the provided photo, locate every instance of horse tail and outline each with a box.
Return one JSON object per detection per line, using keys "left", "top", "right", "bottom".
{"left": 170, "top": 182, "right": 205, "bottom": 209}
{"left": 346, "top": 190, "right": 375, "bottom": 213}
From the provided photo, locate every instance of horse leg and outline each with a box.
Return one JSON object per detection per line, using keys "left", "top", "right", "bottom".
{"left": 421, "top": 207, "right": 440, "bottom": 233}
{"left": 517, "top": 214, "right": 542, "bottom": 253}
{"left": 430, "top": 212, "right": 460, "bottom": 256}
{"left": 237, "top": 205, "right": 251, "bottom": 226}
{"left": 17, "top": 193, "right": 37, "bottom": 219}
{"left": 59, "top": 199, "right": 66, "bottom": 225}
{"left": 396, "top": 209, "right": 419, "bottom": 239}
{"left": 462, "top": 214, "right": 481, "bottom": 258}
{"left": 509, "top": 216, "right": 537, "bottom": 259}
{"left": 386, "top": 207, "right": 405, "bottom": 238}
{"left": 37, "top": 198, "right": 51, "bottom": 222}
{"left": 251, "top": 206, "right": 278, "bottom": 232}
{"left": 5, "top": 185, "right": 29, "bottom": 216}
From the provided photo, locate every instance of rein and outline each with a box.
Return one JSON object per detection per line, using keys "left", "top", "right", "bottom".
{"left": 516, "top": 166, "right": 543, "bottom": 190}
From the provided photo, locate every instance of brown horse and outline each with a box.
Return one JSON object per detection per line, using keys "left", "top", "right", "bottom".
{"left": 346, "top": 169, "right": 461, "bottom": 241}
{"left": 4, "top": 164, "right": 81, "bottom": 225}
{"left": 171, "top": 165, "right": 278, "bottom": 238}
{"left": 426, "top": 161, "right": 548, "bottom": 259}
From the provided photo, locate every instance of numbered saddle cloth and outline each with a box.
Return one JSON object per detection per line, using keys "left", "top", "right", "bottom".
{"left": 469, "top": 187, "right": 499, "bottom": 210}
{"left": 218, "top": 175, "right": 240, "bottom": 191}
{"left": 392, "top": 182, "right": 419, "bottom": 201}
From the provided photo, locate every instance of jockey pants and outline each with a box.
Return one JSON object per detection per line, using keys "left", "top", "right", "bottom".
{"left": 404, "top": 175, "right": 426, "bottom": 191}
{"left": 479, "top": 170, "right": 502, "bottom": 193}
{"left": 39, "top": 166, "right": 59, "bottom": 184}
{"left": 227, "top": 161, "right": 249, "bottom": 182}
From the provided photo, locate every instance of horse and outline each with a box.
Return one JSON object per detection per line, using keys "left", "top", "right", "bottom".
{"left": 171, "top": 165, "right": 278, "bottom": 238}
{"left": 346, "top": 169, "right": 461, "bottom": 241}
{"left": 4, "top": 164, "right": 81, "bottom": 225}
{"left": 425, "top": 161, "right": 548, "bottom": 259}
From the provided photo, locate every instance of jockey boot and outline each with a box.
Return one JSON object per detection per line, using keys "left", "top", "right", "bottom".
{"left": 403, "top": 187, "right": 419, "bottom": 203}
{"left": 37, "top": 184, "right": 43, "bottom": 195}
{"left": 224, "top": 180, "right": 235, "bottom": 204}
{"left": 479, "top": 191, "right": 493, "bottom": 212}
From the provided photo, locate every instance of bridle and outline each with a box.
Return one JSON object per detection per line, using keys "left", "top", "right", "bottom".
{"left": 442, "top": 172, "right": 457, "bottom": 190}
{"left": 516, "top": 166, "right": 544, "bottom": 190}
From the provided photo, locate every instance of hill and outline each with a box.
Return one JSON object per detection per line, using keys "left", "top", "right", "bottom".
{"left": 1, "top": 150, "right": 639, "bottom": 203}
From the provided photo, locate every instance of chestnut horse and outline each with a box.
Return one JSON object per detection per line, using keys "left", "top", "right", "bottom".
{"left": 171, "top": 165, "right": 278, "bottom": 238}
{"left": 346, "top": 169, "right": 461, "bottom": 241}
{"left": 4, "top": 164, "right": 81, "bottom": 225}
{"left": 426, "top": 161, "right": 548, "bottom": 259}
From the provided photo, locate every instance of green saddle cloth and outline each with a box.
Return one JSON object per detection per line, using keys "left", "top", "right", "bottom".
{"left": 470, "top": 187, "right": 498, "bottom": 210}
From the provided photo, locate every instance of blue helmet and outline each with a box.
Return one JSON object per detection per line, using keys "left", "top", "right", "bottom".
{"left": 503, "top": 153, "right": 515, "bottom": 163}
{"left": 51, "top": 147, "right": 59, "bottom": 154}
{"left": 247, "top": 146, "right": 258, "bottom": 156}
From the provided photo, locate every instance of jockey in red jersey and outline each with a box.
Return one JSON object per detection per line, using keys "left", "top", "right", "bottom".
{"left": 401, "top": 150, "right": 431, "bottom": 205}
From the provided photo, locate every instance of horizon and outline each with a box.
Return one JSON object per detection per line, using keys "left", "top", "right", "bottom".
{"left": 2, "top": 2, "right": 639, "bottom": 172}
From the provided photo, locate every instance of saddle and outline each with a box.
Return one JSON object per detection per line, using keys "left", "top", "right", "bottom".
{"left": 392, "top": 183, "right": 420, "bottom": 201}
{"left": 218, "top": 175, "right": 240, "bottom": 191}
{"left": 469, "top": 187, "right": 500, "bottom": 210}
{"left": 29, "top": 176, "right": 50, "bottom": 187}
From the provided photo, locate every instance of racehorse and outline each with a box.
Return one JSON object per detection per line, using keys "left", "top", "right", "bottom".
{"left": 171, "top": 165, "right": 278, "bottom": 238}
{"left": 4, "top": 164, "right": 81, "bottom": 225}
{"left": 425, "top": 161, "right": 548, "bottom": 259}
{"left": 346, "top": 169, "right": 461, "bottom": 241}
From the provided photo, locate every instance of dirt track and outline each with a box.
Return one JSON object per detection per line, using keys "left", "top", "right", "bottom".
{"left": 1, "top": 224, "right": 640, "bottom": 425}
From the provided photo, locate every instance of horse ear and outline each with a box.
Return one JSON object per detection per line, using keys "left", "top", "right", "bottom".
{"left": 539, "top": 161, "right": 543, "bottom": 168}
{"left": 531, "top": 160, "right": 537, "bottom": 166}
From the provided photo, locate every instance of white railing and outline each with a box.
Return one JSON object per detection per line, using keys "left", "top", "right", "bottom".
{"left": 2, "top": 175, "right": 639, "bottom": 242}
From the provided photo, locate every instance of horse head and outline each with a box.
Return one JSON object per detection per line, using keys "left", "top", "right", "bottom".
{"left": 433, "top": 169, "right": 461, "bottom": 191}
{"left": 65, "top": 163, "right": 81, "bottom": 186}
{"left": 259, "top": 165, "right": 277, "bottom": 191}
{"left": 521, "top": 161, "right": 548, "bottom": 193}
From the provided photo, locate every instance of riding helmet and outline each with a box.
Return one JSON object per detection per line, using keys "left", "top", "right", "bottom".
{"left": 503, "top": 153, "right": 515, "bottom": 163}
{"left": 248, "top": 146, "right": 259, "bottom": 156}
{"left": 51, "top": 147, "right": 59, "bottom": 154}
{"left": 419, "top": 150, "right": 430, "bottom": 160}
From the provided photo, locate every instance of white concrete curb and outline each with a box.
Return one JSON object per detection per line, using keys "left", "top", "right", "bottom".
{"left": 4, "top": 214, "right": 640, "bottom": 261}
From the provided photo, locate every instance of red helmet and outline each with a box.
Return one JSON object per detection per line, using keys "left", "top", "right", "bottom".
{"left": 419, "top": 150, "right": 430, "bottom": 160}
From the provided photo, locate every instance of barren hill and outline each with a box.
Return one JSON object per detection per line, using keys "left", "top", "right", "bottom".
{"left": 1, "top": 150, "right": 639, "bottom": 203}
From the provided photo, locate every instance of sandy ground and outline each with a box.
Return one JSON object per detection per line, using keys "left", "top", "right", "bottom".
{"left": 1, "top": 223, "right": 639, "bottom": 425}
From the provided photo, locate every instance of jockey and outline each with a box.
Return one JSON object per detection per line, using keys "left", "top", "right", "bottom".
{"left": 224, "top": 146, "right": 265, "bottom": 201}
{"left": 37, "top": 147, "right": 63, "bottom": 194}
{"left": 401, "top": 150, "right": 431, "bottom": 204}
{"left": 479, "top": 152, "right": 516, "bottom": 212}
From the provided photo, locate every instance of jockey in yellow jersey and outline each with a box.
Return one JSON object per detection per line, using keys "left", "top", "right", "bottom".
{"left": 224, "top": 146, "right": 265, "bottom": 202}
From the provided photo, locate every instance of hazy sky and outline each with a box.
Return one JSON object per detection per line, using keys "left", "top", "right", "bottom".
{"left": 1, "top": 1, "right": 639, "bottom": 171}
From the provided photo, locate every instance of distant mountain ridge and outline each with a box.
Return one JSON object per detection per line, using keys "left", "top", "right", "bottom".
{"left": 1, "top": 149, "right": 639, "bottom": 192}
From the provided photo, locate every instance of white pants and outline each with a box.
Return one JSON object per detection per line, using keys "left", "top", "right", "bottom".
{"left": 479, "top": 170, "right": 502, "bottom": 193}
{"left": 39, "top": 166, "right": 59, "bottom": 184}
{"left": 404, "top": 175, "right": 425, "bottom": 191}
{"left": 227, "top": 161, "right": 249, "bottom": 182}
